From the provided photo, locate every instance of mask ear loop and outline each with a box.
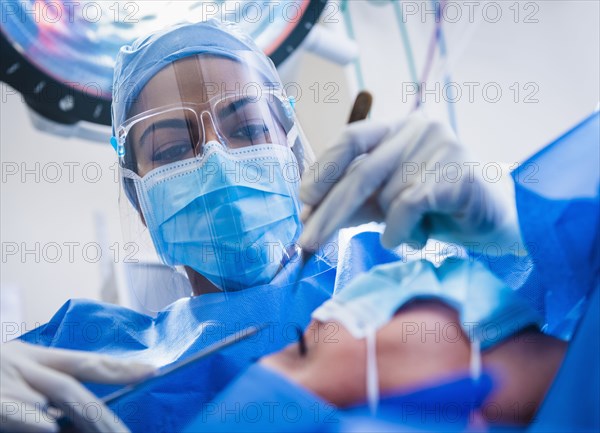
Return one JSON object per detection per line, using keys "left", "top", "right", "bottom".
{"left": 470, "top": 337, "right": 482, "bottom": 380}
{"left": 366, "top": 328, "right": 379, "bottom": 415}
{"left": 466, "top": 261, "right": 482, "bottom": 381}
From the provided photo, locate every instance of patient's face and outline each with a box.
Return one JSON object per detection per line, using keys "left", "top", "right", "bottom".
{"left": 261, "top": 301, "right": 471, "bottom": 407}
{"left": 261, "top": 300, "right": 567, "bottom": 426}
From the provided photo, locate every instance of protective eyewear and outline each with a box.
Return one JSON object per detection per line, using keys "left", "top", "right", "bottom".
{"left": 112, "top": 89, "right": 296, "bottom": 176}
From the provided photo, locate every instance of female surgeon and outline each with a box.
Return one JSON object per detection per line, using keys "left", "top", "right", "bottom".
{"left": 16, "top": 19, "right": 344, "bottom": 433}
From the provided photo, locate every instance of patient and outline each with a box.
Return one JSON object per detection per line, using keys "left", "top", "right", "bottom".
{"left": 260, "top": 258, "right": 567, "bottom": 427}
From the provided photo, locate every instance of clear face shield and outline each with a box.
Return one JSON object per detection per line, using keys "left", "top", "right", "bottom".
{"left": 113, "top": 52, "right": 313, "bottom": 312}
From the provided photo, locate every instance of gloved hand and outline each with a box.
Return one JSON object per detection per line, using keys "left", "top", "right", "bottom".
{"left": 1, "top": 340, "right": 156, "bottom": 433}
{"left": 299, "top": 111, "right": 524, "bottom": 254}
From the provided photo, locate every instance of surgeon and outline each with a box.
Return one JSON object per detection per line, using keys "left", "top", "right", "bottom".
{"left": 19, "top": 20, "right": 361, "bottom": 433}
{"left": 112, "top": 20, "right": 312, "bottom": 295}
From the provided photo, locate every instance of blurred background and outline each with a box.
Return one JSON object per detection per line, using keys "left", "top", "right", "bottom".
{"left": 1, "top": 0, "right": 599, "bottom": 336}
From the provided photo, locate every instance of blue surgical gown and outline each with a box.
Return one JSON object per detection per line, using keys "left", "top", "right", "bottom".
{"left": 183, "top": 363, "right": 493, "bottom": 433}
{"left": 20, "top": 229, "right": 402, "bottom": 432}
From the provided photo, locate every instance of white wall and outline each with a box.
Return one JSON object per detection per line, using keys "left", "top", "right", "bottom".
{"left": 1, "top": 0, "right": 599, "bottom": 332}
{"left": 290, "top": 0, "right": 599, "bottom": 163}
{"left": 0, "top": 96, "right": 122, "bottom": 336}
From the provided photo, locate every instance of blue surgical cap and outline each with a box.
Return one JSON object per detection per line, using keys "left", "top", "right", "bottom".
{"left": 111, "top": 19, "right": 280, "bottom": 134}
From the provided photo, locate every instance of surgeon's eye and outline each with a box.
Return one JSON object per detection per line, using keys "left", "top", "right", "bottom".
{"left": 151, "top": 141, "right": 194, "bottom": 164}
{"left": 135, "top": 114, "right": 198, "bottom": 167}
{"left": 230, "top": 122, "right": 269, "bottom": 142}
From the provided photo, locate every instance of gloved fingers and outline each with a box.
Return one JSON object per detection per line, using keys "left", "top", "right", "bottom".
{"left": 380, "top": 188, "right": 430, "bottom": 249}
{"left": 300, "top": 190, "right": 386, "bottom": 253}
{"left": 344, "top": 193, "right": 386, "bottom": 228}
{"left": 299, "top": 158, "right": 378, "bottom": 251}
{"left": 363, "top": 111, "right": 443, "bottom": 212}
{"left": 299, "top": 114, "right": 431, "bottom": 251}
{"left": 17, "top": 362, "right": 131, "bottom": 433}
{"left": 299, "top": 136, "right": 404, "bottom": 250}
{"left": 0, "top": 399, "right": 59, "bottom": 433}
{"left": 299, "top": 119, "right": 394, "bottom": 209}
{"left": 1, "top": 374, "right": 50, "bottom": 410}
{"left": 25, "top": 344, "right": 156, "bottom": 384}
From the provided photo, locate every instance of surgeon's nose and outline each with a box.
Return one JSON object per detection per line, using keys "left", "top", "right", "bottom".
{"left": 199, "top": 111, "right": 220, "bottom": 150}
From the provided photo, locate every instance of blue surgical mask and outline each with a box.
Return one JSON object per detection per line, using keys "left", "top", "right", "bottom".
{"left": 313, "top": 254, "right": 543, "bottom": 413}
{"left": 133, "top": 142, "right": 302, "bottom": 291}
{"left": 314, "top": 256, "right": 542, "bottom": 347}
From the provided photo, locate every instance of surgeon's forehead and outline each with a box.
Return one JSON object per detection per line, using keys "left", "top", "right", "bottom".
{"left": 130, "top": 54, "right": 255, "bottom": 115}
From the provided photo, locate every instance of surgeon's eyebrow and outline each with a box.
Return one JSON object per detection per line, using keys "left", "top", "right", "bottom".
{"left": 138, "top": 118, "right": 193, "bottom": 148}
{"left": 217, "top": 97, "right": 253, "bottom": 119}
